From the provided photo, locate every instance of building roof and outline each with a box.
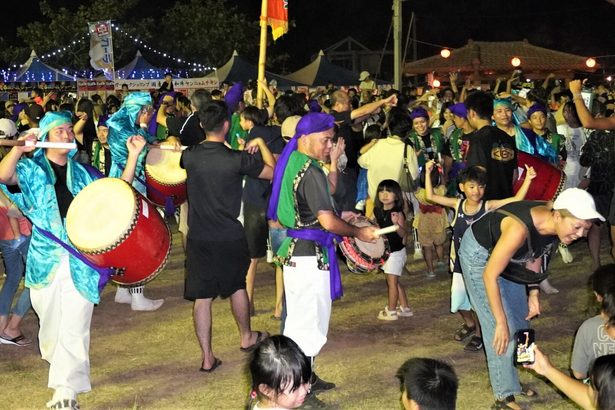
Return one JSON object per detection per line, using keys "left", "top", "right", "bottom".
{"left": 404, "top": 40, "right": 598, "bottom": 76}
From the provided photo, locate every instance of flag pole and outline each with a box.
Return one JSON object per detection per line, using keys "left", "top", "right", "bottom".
{"left": 256, "top": 0, "right": 268, "bottom": 109}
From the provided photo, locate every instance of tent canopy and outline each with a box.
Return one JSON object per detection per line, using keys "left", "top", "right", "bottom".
{"left": 116, "top": 51, "right": 186, "bottom": 80}
{"left": 8, "top": 50, "right": 77, "bottom": 82}
{"left": 284, "top": 50, "right": 362, "bottom": 87}
{"left": 205, "top": 50, "right": 305, "bottom": 88}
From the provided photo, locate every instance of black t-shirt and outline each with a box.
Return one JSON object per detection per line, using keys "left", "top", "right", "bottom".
{"left": 180, "top": 141, "right": 264, "bottom": 241}
{"left": 331, "top": 110, "right": 361, "bottom": 169}
{"left": 166, "top": 115, "right": 187, "bottom": 139}
{"left": 242, "top": 125, "right": 285, "bottom": 208}
{"left": 49, "top": 160, "right": 73, "bottom": 218}
{"left": 292, "top": 165, "right": 336, "bottom": 256}
{"left": 465, "top": 125, "right": 517, "bottom": 200}
{"left": 374, "top": 207, "right": 405, "bottom": 252}
{"left": 472, "top": 201, "right": 557, "bottom": 263}
{"left": 178, "top": 113, "right": 205, "bottom": 146}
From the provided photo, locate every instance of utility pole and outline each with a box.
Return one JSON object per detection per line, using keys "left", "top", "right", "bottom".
{"left": 393, "top": 0, "right": 402, "bottom": 89}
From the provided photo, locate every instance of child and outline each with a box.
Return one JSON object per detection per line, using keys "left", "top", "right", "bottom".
{"left": 425, "top": 160, "right": 536, "bottom": 352}
{"left": 248, "top": 335, "right": 312, "bottom": 410}
{"left": 396, "top": 357, "right": 458, "bottom": 410}
{"left": 571, "top": 265, "right": 615, "bottom": 380}
{"left": 413, "top": 165, "right": 449, "bottom": 278}
{"left": 373, "top": 179, "right": 412, "bottom": 321}
{"left": 526, "top": 348, "right": 615, "bottom": 410}
{"left": 374, "top": 179, "right": 413, "bottom": 320}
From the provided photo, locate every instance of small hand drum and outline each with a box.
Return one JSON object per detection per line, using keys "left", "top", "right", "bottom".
{"left": 339, "top": 216, "right": 390, "bottom": 273}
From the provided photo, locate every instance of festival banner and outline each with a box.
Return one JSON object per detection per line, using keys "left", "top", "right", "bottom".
{"left": 88, "top": 21, "right": 115, "bottom": 80}
{"left": 267, "top": 0, "right": 289, "bottom": 41}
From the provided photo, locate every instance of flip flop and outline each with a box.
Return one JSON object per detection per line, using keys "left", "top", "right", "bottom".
{"left": 200, "top": 358, "right": 222, "bottom": 373}
{"left": 240, "top": 331, "right": 267, "bottom": 353}
{"left": 0, "top": 334, "right": 31, "bottom": 347}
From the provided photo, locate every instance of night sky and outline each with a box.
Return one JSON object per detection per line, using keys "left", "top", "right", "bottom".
{"left": 4, "top": 0, "right": 615, "bottom": 74}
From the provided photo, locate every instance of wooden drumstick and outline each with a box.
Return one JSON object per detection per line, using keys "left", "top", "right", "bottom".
{"left": 147, "top": 143, "right": 187, "bottom": 151}
{"left": 374, "top": 225, "right": 399, "bottom": 236}
{"left": 0, "top": 140, "right": 77, "bottom": 150}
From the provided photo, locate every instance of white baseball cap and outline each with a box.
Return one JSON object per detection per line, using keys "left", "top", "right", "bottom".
{"left": 553, "top": 188, "right": 605, "bottom": 221}
{"left": 0, "top": 118, "right": 17, "bottom": 139}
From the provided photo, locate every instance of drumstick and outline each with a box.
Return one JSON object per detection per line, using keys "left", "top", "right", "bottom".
{"left": 0, "top": 140, "right": 77, "bottom": 150}
{"left": 147, "top": 144, "right": 188, "bottom": 151}
{"left": 374, "top": 225, "right": 399, "bottom": 235}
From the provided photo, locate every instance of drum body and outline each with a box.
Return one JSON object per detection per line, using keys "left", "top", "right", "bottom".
{"left": 66, "top": 178, "right": 171, "bottom": 286}
{"left": 513, "top": 152, "right": 566, "bottom": 200}
{"left": 339, "top": 216, "right": 390, "bottom": 273}
{"left": 145, "top": 146, "right": 187, "bottom": 207}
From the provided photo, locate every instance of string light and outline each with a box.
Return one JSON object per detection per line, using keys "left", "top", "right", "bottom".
{"left": 111, "top": 23, "right": 214, "bottom": 71}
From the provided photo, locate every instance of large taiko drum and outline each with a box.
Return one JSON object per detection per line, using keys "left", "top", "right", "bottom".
{"left": 513, "top": 151, "right": 566, "bottom": 200}
{"left": 66, "top": 178, "right": 172, "bottom": 286}
{"left": 339, "top": 216, "right": 390, "bottom": 273}
{"left": 145, "top": 146, "right": 187, "bottom": 207}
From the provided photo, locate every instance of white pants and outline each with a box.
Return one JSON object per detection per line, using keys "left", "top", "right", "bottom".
{"left": 283, "top": 256, "right": 331, "bottom": 357}
{"left": 30, "top": 254, "right": 94, "bottom": 394}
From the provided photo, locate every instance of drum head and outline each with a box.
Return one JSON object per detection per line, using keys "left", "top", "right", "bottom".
{"left": 145, "top": 147, "right": 186, "bottom": 185}
{"left": 66, "top": 178, "right": 137, "bottom": 252}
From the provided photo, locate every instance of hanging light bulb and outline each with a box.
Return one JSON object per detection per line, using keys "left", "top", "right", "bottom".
{"left": 440, "top": 49, "right": 451, "bottom": 58}
{"left": 432, "top": 79, "right": 441, "bottom": 88}
{"left": 586, "top": 57, "right": 596, "bottom": 68}
{"left": 511, "top": 57, "right": 521, "bottom": 67}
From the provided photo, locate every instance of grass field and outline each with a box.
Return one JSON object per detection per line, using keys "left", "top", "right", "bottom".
{"left": 0, "top": 225, "right": 606, "bottom": 409}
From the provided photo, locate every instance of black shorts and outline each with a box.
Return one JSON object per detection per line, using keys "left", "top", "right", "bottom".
{"left": 184, "top": 237, "right": 250, "bottom": 300}
{"left": 592, "top": 193, "right": 612, "bottom": 224}
{"left": 243, "top": 201, "right": 268, "bottom": 258}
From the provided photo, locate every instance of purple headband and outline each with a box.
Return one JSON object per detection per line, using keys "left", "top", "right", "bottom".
{"left": 307, "top": 99, "right": 322, "bottom": 113}
{"left": 448, "top": 103, "right": 467, "bottom": 119}
{"left": 224, "top": 82, "right": 243, "bottom": 112}
{"left": 267, "top": 112, "right": 335, "bottom": 221}
{"left": 410, "top": 107, "right": 429, "bottom": 120}
{"left": 98, "top": 114, "right": 110, "bottom": 128}
{"left": 527, "top": 104, "right": 547, "bottom": 118}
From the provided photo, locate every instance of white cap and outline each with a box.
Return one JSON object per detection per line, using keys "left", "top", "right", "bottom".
{"left": 0, "top": 118, "right": 17, "bottom": 139}
{"left": 359, "top": 71, "right": 370, "bottom": 81}
{"left": 281, "top": 115, "right": 301, "bottom": 139}
{"left": 553, "top": 188, "right": 605, "bottom": 221}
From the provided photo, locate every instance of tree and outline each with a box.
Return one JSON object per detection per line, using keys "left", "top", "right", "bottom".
{"left": 160, "top": 0, "right": 259, "bottom": 68}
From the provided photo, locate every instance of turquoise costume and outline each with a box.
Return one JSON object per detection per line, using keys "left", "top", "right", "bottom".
{"left": 0, "top": 112, "right": 101, "bottom": 303}
{"left": 107, "top": 92, "right": 156, "bottom": 194}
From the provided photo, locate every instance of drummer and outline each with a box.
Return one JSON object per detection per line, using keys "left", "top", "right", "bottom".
{"left": 267, "top": 112, "right": 380, "bottom": 393}
{"left": 0, "top": 111, "right": 145, "bottom": 410}
{"left": 106, "top": 92, "right": 166, "bottom": 311}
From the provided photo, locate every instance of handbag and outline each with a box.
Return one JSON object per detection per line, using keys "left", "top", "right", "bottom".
{"left": 399, "top": 141, "right": 417, "bottom": 193}
{"left": 488, "top": 209, "right": 549, "bottom": 284}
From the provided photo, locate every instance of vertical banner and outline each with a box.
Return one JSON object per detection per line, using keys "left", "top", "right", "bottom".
{"left": 267, "top": 0, "right": 288, "bottom": 41}
{"left": 88, "top": 21, "right": 115, "bottom": 80}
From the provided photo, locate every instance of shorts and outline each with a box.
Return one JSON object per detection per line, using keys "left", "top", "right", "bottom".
{"left": 417, "top": 228, "right": 447, "bottom": 247}
{"left": 243, "top": 202, "right": 268, "bottom": 258}
{"left": 382, "top": 248, "right": 407, "bottom": 276}
{"left": 178, "top": 201, "right": 189, "bottom": 235}
{"left": 184, "top": 237, "right": 250, "bottom": 300}
{"left": 450, "top": 271, "right": 472, "bottom": 312}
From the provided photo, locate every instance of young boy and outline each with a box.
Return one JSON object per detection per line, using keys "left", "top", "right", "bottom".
{"left": 396, "top": 357, "right": 458, "bottom": 410}
{"left": 425, "top": 160, "right": 536, "bottom": 352}
{"left": 571, "top": 264, "right": 615, "bottom": 380}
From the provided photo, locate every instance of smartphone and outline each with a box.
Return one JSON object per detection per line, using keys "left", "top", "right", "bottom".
{"left": 514, "top": 329, "right": 535, "bottom": 365}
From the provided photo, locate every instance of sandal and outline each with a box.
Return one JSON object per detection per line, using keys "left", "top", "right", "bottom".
{"left": 454, "top": 323, "right": 476, "bottom": 341}
{"left": 492, "top": 395, "right": 519, "bottom": 410}
{"left": 240, "top": 331, "right": 268, "bottom": 352}
{"left": 464, "top": 336, "right": 483, "bottom": 352}
{"left": 520, "top": 383, "right": 538, "bottom": 398}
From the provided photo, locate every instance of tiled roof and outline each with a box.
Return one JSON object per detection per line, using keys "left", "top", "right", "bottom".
{"left": 404, "top": 40, "right": 598, "bottom": 75}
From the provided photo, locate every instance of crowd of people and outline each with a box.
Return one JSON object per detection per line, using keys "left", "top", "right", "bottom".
{"left": 0, "top": 70, "right": 615, "bottom": 410}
